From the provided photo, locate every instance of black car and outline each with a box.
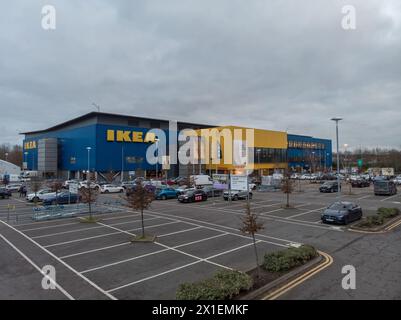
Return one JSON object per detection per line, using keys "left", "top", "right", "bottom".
{"left": 42, "top": 192, "right": 81, "bottom": 205}
{"left": 321, "top": 202, "right": 363, "bottom": 225}
{"left": 0, "top": 188, "right": 12, "bottom": 199}
{"left": 351, "top": 179, "right": 370, "bottom": 188}
{"left": 319, "top": 181, "right": 341, "bottom": 193}
{"left": 178, "top": 189, "right": 207, "bottom": 203}
{"left": 201, "top": 186, "right": 223, "bottom": 197}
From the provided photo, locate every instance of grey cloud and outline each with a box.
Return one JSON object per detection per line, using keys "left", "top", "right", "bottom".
{"left": 0, "top": 0, "right": 400, "bottom": 150}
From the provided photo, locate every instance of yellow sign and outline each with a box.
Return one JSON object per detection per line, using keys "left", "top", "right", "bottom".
{"left": 24, "top": 141, "right": 37, "bottom": 150}
{"left": 106, "top": 130, "right": 156, "bottom": 143}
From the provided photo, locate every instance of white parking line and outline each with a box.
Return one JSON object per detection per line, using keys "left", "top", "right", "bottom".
{"left": 81, "top": 233, "right": 228, "bottom": 274}
{"left": 0, "top": 234, "right": 74, "bottom": 300}
{"left": 31, "top": 217, "right": 160, "bottom": 239}
{"left": 95, "top": 222, "right": 232, "bottom": 271}
{"left": 285, "top": 207, "right": 326, "bottom": 219}
{"left": 107, "top": 239, "right": 263, "bottom": 293}
{"left": 380, "top": 194, "right": 400, "bottom": 202}
{"left": 357, "top": 195, "right": 371, "bottom": 200}
{"left": 0, "top": 220, "right": 117, "bottom": 300}
{"left": 43, "top": 221, "right": 180, "bottom": 248}
{"left": 60, "top": 226, "right": 202, "bottom": 259}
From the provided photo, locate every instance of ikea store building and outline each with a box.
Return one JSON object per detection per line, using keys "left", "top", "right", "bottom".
{"left": 21, "top": 112, "right": 332, "bottom": 180}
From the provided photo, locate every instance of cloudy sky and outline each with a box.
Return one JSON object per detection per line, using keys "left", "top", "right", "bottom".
{"left": 1, "top": 0, "right": 400, "bottom": 150}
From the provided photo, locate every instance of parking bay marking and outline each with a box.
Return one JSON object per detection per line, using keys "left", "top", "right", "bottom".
{"left": 285, "top": 207, "right": 327, "bottom": 219}
{"left": 94, "top": 221, "right": 233, "bottom": 272}
{"left": 80, "top": 232, "right": 229, "bottom": 274}
{"left": 60, "top": 226, "right": 202, "bottom": 259}
{"left": 43, "top": 220, "right": 180, "bottom": 248}
{"left": 0, "top": 233, "right": 74, "bottom": 300}
{"left": 106, "top": 240, "right": 263, "bottom": 293}
{"left": 30, "top": 217, "right": 161, "bottom": 239}
{"left": 0, "top": 219, "right": 117, "bottom": 300}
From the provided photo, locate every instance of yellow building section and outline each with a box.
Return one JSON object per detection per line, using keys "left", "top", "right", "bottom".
{"left": 194, "top": 125, "right": 288, "bottom": 174}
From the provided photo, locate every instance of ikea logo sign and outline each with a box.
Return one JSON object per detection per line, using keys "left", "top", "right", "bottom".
{"left": 106, "top": 130, "right": 156, "bottom": 143}
{"left": 24, "top": 141, "right": 37, "bottom": 149}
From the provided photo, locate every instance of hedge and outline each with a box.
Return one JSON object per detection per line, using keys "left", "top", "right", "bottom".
{"left": 357, "top": 208, "right": 399, "bottom": 228}
{"left": 262, "top": 245, "right": 318, "bottom": 272}
{"left": 176, "top": 270, "right": 253, "bottom": 300}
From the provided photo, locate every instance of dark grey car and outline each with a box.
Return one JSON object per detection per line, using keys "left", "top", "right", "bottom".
{"left": 321, "top": 201, "right": 362, "bottom": 225}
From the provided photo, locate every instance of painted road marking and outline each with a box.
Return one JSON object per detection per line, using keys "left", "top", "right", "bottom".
{"left": 262, "top": 251, "right": 333, "bottom": 300}
{"left": 285, "top": 207, "right": 326, "bottom": 219}
{"left": 0, "top": 220, "right": 117, "bottom": 300}
{"left": 381, "top": 194, "right": 400, "bottom": 202}
{"left": 0, "top": 233, "right": 74, "bottom": 300}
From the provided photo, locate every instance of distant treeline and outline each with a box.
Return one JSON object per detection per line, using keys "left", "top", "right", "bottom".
{"left": 0, "top": 144, "right": 23, "bottom": 167}
{"left": 333, "top": 148, "right": 401, "bottom": 172}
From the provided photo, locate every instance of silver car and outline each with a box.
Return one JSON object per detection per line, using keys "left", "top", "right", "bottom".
{"left": 223, "top": 190, "right": 253, "bottom": 201}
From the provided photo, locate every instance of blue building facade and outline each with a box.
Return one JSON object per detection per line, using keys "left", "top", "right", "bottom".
{"left": 22, "top": 112, "right": 333, "bottom": 179}
{"left": 287, "top": 134, "right": 332, "bottom": 172}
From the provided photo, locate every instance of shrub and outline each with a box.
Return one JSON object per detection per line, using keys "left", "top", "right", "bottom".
{"left": 358, "top": 215, "right": 384, "bottom": 227}
{"left": 377, "top": 207, "right": 400, "bottom": 219}
{"left": 262, "top": 245, "right": 318, "bottom": 273}
{"left": 176, "top": 270, "right": 253, "bottom": 300}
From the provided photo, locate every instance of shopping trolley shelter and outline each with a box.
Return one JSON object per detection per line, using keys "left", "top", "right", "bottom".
{"left": 1, "top": 184, "right": 401, "bottom": 300}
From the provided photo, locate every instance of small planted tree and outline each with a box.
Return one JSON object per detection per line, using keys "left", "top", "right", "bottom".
{"left": 29, "top": 177, "right": 42, "bottom": 206}
{"left": 125, "top": 181, "right": 155, "bottom": 241}
{"left": 79, "top": 179, "right": 99, "bottom": 222}
{"left": 240, "top": 202, "right": 264, "bottom": 278}
{"left": 48, "top": 180, "right": 63, "bottom": 205}
{"left": 281, "top": 172, "right": 294, "bottom": 208}
{"left": 105, "top": 170, "right": 116, "bottom": 184}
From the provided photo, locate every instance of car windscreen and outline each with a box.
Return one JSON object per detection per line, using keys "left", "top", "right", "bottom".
{"left": 328, "top": 203, "right": 348, "bottom": 210}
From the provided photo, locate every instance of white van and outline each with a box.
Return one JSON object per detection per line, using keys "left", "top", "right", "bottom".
{"left": 190, "top": 175, "right": 213, "bottom": 186}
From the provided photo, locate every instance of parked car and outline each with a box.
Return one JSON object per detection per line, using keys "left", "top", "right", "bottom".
{"left": 79, "top": 181, "right": 101, "bottom": 191}
{"left": 0, "top": 188, "right": 12, "bottom": 199}
{"left": 319, "top": 181, "right": 341, "bottom": 193}
{"left": 121, "top": 181, "right": 136, "bottom": 189}
{"left": 393, "top": 176, "right": 401, "bottom": 185}
{"left": 374, "top": 180, "right": 397, "bottom": 196}
{"left": 201, "top": 186, "right": 224, "bottom": 197}
{"left": 42, "top": 192, "right": 80, "bottom": 205}
{"left": 126, "top": 184, "right": 156, "bottom": 197}
{"left": 223, "top": 190, "right": 253, "bottom": 201}
{"left": 178, "top": 189, "right": 208, "bottom": 203}
{"left": 63, "top": 180, "right": 80, "bottom": 189}
{"left": 321, "top": 201, "right": 363, "bottom": 225}
{"left": 351, "top": 179, "right": 370, "bottom": 188}
{"left": 5, "top": 183, "right": 23, "bottom": 193}
{"left": 26, "top": 189, "right": 55, "bottom": 202}
{"left": 155, "top": 187, "right": 179, "bottom": 200}
{"left": 101, "top": 184, "right": 124, "bottom": 193}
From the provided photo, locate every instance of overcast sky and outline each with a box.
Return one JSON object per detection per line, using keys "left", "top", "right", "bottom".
{"left": 1, "top": 1, "right": 400, "bottom": 150}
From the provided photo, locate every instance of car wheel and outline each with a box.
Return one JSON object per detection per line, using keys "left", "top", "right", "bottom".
{"left": 249, "top": 193, "right": 253, "bottom": 199}
{"left": 234, "top": 195, "right": 238, "bottom": 201}
{"left": 52, "top": 200, "right": 57, "bottom": 205}
{"left": 33, "top": 197, "right": 39, "bottom": 202}
{"left": 343, "top": 217, "right": 349, "bottom": 225}
{"left": 105, "top": 190, "right": 109, "bottom": 193}
{"left": 161, "top": 195, "right": 167, "bottom": 200}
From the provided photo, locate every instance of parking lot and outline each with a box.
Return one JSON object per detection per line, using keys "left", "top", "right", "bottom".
{"left": 1, "top": 181, "right": 401, "bottom": 300}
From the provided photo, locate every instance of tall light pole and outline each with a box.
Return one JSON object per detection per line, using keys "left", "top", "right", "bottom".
{"left": 155, "top": 138, "right": 159, "bottom": 179}
{"left": 331, "top": 118, "right": 343, "bottom": 200}
{"left": 86, "top": 147, "right": 91, "bottom": 181}
{"left": 24, "top": 152, "right": 28, "bottom": 170}
{"left": 5, "top": 152, "right": 8, "bottom": 162}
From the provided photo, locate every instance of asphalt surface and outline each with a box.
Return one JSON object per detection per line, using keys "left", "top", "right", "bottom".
{"left": 1, "top": 182, "right": 401, "bottom": 300}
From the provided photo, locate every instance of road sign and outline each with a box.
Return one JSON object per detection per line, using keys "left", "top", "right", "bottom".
{"left": 357, "top": 159, "right": 363, "bottom": 167}
{"left": 230, "top": 175, "right": 248, "bottom": 191}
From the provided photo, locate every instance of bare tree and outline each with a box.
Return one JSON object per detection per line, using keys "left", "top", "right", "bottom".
{"left": 29, "top": 177, "right": 42, "bottom": 206}
{"left": 79, "top": 180, "right": 99, "bottom": 221}
{"left": 240, "top": 202, "right": 264, "bottom": 278}
{"left": 281, "top": 172, "right": 294, "bottom": 208}
{"left": 124, "top": 181, "right": 155, "bottom": 239}
{"left": 105, "top": 170, "right": 116, "bottom": 184}
{"left": 47, "top": 180, "right": 63, "bottom": 205}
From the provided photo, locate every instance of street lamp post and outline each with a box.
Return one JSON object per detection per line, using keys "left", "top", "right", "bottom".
{"left": 86, "top": 147, "right": 91, "bottom": 181}
{"left": 155, "top": 138, "right": 159, "bottom": 179}
{"left": 331, "top": 118, "right": 343, "bottom": 199}
{"left": 121, "top": 146, "right": 124, "bottom": 183}
{"left": 24, "top": 152, "right": 28, "bottom": 170}
{"left": 5, "top": 152, "right": 8, "bottom": 162}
